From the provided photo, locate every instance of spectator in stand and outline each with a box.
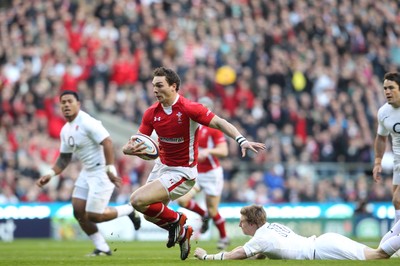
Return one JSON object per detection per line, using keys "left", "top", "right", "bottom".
{"left": 0, "top": 0, "right": 399, "bottom": 205}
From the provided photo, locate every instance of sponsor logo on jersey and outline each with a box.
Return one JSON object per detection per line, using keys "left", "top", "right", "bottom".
{"left": 159, "top": 137, "right": 184, "bottom": 143}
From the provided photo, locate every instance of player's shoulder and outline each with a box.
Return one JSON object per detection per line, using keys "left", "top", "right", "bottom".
{"left": 377, "top": 103, "right": 395, "bottom": 118}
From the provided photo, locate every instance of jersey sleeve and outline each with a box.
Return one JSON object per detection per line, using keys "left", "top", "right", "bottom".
{"left": 59, "top": 127, "right": 73, "bottom": 153}
{"left": 138, "top": 107, "right": 155, "bottom": 136}
{"left": 242, "top": 236, "right": 264, "bottom": 258}
{"left": 86, "top": 118, "right": 110, "bottom": 144}
{"left": 186, "top": 101, "right": 215, "bottom": 126}
{"left": 376, "top": 106, "right": 390, "bottom": 136}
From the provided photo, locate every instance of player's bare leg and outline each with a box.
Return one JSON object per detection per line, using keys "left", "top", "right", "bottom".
{"left": 206, "top": 194, "right": 229, "bottom": 249}
{"left": 72, "top": 198, "right": 111, "bottom": 256}
{"left": 130, "top": 180, "right": 187, "bottom": 247}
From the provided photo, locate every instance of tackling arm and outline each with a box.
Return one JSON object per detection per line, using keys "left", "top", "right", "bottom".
{"left": 194, "top": 246, "right": 251, "bottom": 260}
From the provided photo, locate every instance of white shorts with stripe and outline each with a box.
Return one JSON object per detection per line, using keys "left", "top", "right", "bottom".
{"left": 147, "top": 159, "right": 197, "bottom": 201}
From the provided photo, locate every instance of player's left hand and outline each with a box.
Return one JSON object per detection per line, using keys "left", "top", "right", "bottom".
{"left": 194, "top": 247, "right": 207, "bottom": 260}
{"left": 241, "top": 141, "right": 267, "bottom": 157}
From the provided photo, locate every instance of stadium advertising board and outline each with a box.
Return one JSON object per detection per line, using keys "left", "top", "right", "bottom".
{"left": 0, "top": 202, "right": 394, "bottom": 241}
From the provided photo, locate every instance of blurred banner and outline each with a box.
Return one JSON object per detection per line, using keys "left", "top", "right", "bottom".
{"left": 0, "top": 202, "right": 394, "bottom": 241}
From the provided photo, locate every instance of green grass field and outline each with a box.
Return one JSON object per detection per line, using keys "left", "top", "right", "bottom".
{"left": 0, "top": 238, "right": 399, "bottom": 266}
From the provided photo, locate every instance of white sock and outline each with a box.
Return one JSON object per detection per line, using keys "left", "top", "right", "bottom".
{"left": 380, "top": 219, "right": 400, "bottom": 246}
{"left": 115, "top": 204, "right": 134, "bottom": 218}
{"left": 381, "top": 235, "right": 400, "bottom": 256}
{"left": 89, "top": 232, "right": 110, "bottom": 252}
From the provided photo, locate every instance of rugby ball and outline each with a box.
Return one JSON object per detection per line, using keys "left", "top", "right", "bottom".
{"left": 129, "top": 133, "right": 159, "bottom": 161}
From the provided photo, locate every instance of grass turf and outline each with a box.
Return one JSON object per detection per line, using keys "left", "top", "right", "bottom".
{"left": 0, "top": 238, "right": 399, "bottom": 266}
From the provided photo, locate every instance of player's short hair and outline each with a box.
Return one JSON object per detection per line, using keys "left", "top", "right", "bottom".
{"left": 240, "top": 205, "right": 267, "bottom": 227}
{"left": 60, "top": 90, "right": 80, "bottom": 101}
{"left": 153, "top": 67, "right": 181, "bottom": 91}
{"left": 384, "top": 72, "right": 400, "bottom": 88}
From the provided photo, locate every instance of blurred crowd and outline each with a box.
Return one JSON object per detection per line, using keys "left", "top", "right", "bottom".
{"left": 0, "top": 0, "right": 399, "bottom": 205}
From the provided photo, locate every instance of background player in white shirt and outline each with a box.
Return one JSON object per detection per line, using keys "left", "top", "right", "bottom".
{"left": 194, "top": 204, "right": 400, "bottom": 260}
{"left": 176, "top": 96, "right": 230, "bottom": 250}
{"left": 122, "top": 67, "right": 266, "bottom": 260}
{"left": 36, "top": 90, "right": 141, "bottom": 256}
{"left": 374, "top": 72, "right": 400, "bottom": 225}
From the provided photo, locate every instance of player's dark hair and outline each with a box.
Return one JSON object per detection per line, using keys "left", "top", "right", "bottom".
{"left": 240, "top": 205, "right": 267, "bottom": 227}
{"left": 153, "top": 67, "right": 181, "bottom": 91}
{"left": 60, "top": 90, "right": 80, "bottom": 101}
{"left": 384, "top": 72, "right": 400, "bottom": 89}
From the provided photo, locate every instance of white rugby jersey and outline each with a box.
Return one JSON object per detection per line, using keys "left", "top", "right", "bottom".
{"left": 60, "top": 110, "right": 110, "bottom": 170}
{"left": 242, "top": 222, "right": 315, "bottom": 260}
{"left": 377, "top": 103, "right": 400, "bottom": 155}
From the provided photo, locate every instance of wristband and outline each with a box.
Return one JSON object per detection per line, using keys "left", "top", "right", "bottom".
{"left": 203, "top": 253, "right": 224, "bottom": 260}
{"left": 105, "top": 165, "right": 117, "bottom": 176}
{"left": 235, "top": 135, "right": 248, "bottom": 147}
{"left": 45, "top": 169, "right": 56, "bottom": 177}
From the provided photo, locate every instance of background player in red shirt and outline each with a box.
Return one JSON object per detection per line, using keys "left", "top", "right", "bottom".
{"left": 176, "top": 96, "right": 230, "bottom": 250}
{"left": 123, "top": 67, "right": 266, "bottom": 260}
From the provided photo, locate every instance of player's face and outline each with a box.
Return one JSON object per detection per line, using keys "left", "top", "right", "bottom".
{"left": 239, "top": 215, "right": 257, "bottom": 236}
{"left": 60, "top": 94, "right": 80, "bottom": 121}
{"left": 383, "top": 79, "right": 400, "bottom": 108}
{"left": 152, "top": 76, "right": 177, "bottom": 106}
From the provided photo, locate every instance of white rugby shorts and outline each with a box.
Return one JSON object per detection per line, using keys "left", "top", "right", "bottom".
{"left": 72, "top": 166, "right": 115, "bottom": 214}
{"left": 314, "top": 233, "right": 366, "bottom": 260}
{"left": 147, "top": 159, "right": 196, "bottom": 200}
{"left": 197, "top": 166, "right": 224, "bottom": 196}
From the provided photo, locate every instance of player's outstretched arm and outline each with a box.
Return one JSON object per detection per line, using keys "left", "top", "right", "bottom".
{"left": 208, "top": 115, "right": 266, "bottom": 157}
{"left": 194, "top": 246, "right": 249, "bottom": 260}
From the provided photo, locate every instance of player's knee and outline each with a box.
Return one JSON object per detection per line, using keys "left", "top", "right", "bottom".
{"left": 130, "top": 193, "right": 146, "bottom": 210}
{"left": 176, "top": 198, "right": 187, "bottom": 207}
{"left": 87, "top": 212, "right": 104, "bottom": 223}
{"left": 73, "top": 208, "right": 85, "bottom": 221}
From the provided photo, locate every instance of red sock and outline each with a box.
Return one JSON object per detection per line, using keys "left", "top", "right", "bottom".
{"left": 186, "top": 200, "right": 206, "bottom": 217}
{"left": 143, "top": 202, "right": 179, "bottom": 225}
{"left": 212, "top": 213, "right": 227, "bottom": 238}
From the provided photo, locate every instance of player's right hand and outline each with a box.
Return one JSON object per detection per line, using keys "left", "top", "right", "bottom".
{"left": 372, "top": 164, "right": 382, "bottom": 183}
{"left": 122, "top": 137, "right": 147, "bottom": 156}
{"left": 36, "top": 175, "right": 51, "bottom": 188}
{"left": 194, "top": 247, "right": 207, "bottom": 260}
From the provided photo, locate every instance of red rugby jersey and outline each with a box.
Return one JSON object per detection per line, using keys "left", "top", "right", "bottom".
{"left": 139, "top": 95, "right": 215, "bottom": 167}
{"left": 197, "top": 125, "right": 227, "bottom": 173}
